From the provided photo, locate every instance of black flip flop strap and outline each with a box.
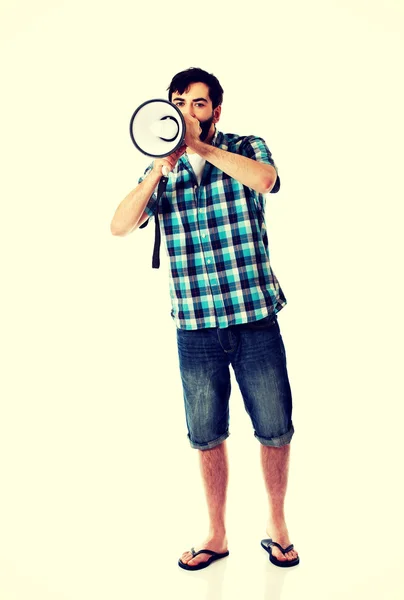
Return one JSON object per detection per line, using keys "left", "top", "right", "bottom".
{"left": 191, "top": 547, "right": 219, "bottom": 558}
{"left": 270, "top": 541, "right": 294, "bottom": 554}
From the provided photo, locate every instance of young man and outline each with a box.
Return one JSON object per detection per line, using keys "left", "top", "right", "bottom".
{"left": 111, "top": 67, "right": 299, "bottom": 570}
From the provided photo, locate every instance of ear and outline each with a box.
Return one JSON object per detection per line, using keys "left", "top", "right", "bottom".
{"left": 213, "top": 105, "right": 222, "bottom": 123}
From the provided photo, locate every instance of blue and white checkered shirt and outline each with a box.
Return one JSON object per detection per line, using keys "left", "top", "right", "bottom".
{"left": 138, "top": 129, "right": 287, "bottom": 330}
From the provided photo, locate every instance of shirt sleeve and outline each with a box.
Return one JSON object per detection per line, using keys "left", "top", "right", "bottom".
{"left": 239, "top": 136, "right": 280, "bottom": 194}
{"left": 137, "top": 163, "right": 158, "bottom": 219}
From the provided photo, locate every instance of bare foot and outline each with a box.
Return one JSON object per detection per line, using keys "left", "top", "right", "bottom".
{"left": 266, "top": 519, "right": 299, "bottom": 563}
{"left": 180, "top": 533, "right": 228, "bottom": 568}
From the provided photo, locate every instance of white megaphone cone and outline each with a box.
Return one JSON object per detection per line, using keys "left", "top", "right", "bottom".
{"left": 129, "top": 99, "right": 186, "bottom": 158}
{"left": 149, "top": 117, "right": 179, "bottom": 140}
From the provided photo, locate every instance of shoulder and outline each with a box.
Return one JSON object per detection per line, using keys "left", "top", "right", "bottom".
{"left": 217, "top": 131, "right": 269, "bottom": 153}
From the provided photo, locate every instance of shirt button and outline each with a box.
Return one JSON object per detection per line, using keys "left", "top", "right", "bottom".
{"left": 207, "top": 259, "right": 211, "bottom": 264}
{"left": 201, "top": 233, "right": 206, "bottom": 238}
{"left": 194, "top": 185, "right": 197, "bottom": 191}
{"left": 199, "top": 209, "right": 204, "bottom": 214}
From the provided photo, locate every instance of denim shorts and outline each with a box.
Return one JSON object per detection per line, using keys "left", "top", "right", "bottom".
{"left": 176, "top": 315, "right": 294, "bottom": 450}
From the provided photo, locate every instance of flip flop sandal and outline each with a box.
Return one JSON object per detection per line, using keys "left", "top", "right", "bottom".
{"left": 178, "top": 547, "right": 230, "bottom": 571}
{"left": 261, "top": 538, "right": 300, "bottom": 567}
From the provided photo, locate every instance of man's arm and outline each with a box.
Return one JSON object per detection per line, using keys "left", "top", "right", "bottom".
{"left": 110, "top": 168, "right": 161, "bottom": 236}
{"left": 110, "top": 145, "right": 186, "bottom": 237}
{"left": 194, "top": 141, "right": 277, "bottom": 194}
{"left": 184, "top": 114, "right": 277, "bottom": 194}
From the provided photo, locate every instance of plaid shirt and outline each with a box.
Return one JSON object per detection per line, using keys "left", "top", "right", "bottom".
{"left": 138, "top": 129, "right": 287, "bottom": 330}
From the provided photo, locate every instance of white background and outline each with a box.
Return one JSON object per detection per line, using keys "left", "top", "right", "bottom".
{"left": 1, "top": 1, "right": 403, "bottom": 598}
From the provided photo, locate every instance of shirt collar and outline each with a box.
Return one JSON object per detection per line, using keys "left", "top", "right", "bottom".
{"left": 211, "top": 127, "right": 223, "bottom": 147}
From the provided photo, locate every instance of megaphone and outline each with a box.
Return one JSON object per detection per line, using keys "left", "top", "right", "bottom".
{"left": 129, "top": 99, "right": 186, "bottom": 158}
{"left": 129, "top": 99, "right": 186, "bottom": 270}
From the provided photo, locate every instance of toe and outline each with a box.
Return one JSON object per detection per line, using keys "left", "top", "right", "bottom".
{"left": 181, "top": 551, "right": 192, "bottom": 563}
{"left": 272, "top": 548, "right": 287, "bottom": 561}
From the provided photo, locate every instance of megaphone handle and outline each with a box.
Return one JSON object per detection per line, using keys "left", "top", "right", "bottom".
{"left": 152, "top": 175, "right": 169, "bottom": 269}
{"left": 156, "top": 175, "right": 168, "bottom": 199}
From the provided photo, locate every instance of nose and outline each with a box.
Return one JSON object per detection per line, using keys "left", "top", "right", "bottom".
{"left": 182, "top": 103, "right": 195, "bottom": 118}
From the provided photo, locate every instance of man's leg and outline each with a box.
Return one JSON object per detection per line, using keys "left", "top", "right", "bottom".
{"left": 180, "top": 441, "right": 229, "bottom": 567}
{"left": 261, "top": 444, "right": 299, "bottom": 562}
{"left": 232, "top": 319, "right": 298, "bottom": 563}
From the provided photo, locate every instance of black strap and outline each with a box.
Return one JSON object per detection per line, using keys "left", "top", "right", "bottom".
{"left": 139, "top": 175, "right": 169, "bottom": 269}
{"left": 269, "top": 540, "right": 294, "bottom": 554}
{"left": 152, "top": 175, "right": 169, "bottom": 268}
{"left": 191, "top": 547, "right": 223, "bottom": 558}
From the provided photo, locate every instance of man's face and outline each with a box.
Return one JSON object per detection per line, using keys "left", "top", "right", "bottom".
{"left": 171, "top": 82, "right": 221, "bottom": 142}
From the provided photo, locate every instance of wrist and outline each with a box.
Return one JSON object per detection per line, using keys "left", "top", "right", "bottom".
{"left": 190, "top": 140, "right": 210, "bottom": 156}
{"left": 151, "top": 164, "right": 164, "bottom": 178}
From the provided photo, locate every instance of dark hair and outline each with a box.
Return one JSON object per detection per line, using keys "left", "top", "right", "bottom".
{"left": 167, "top": 67, "right": 224, "bottom": 109}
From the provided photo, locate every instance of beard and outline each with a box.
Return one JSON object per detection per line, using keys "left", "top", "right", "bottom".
{"left": 199, "top": 113, "right": 215, "bottom": 141}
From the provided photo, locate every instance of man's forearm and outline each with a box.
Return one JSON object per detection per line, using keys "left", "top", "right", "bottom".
{"left": 110, "top": 169, "right": 161, "bottom": 236}
{"left": 193, "top": 141, "right": 277, "bottom": 194}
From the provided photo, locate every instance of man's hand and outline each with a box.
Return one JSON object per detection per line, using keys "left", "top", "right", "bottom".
{"left": 183, "top": 114, "right": 202, "bottom": 151}
{"left": 152, "top": 144, "right": 187, "bottom": 176}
